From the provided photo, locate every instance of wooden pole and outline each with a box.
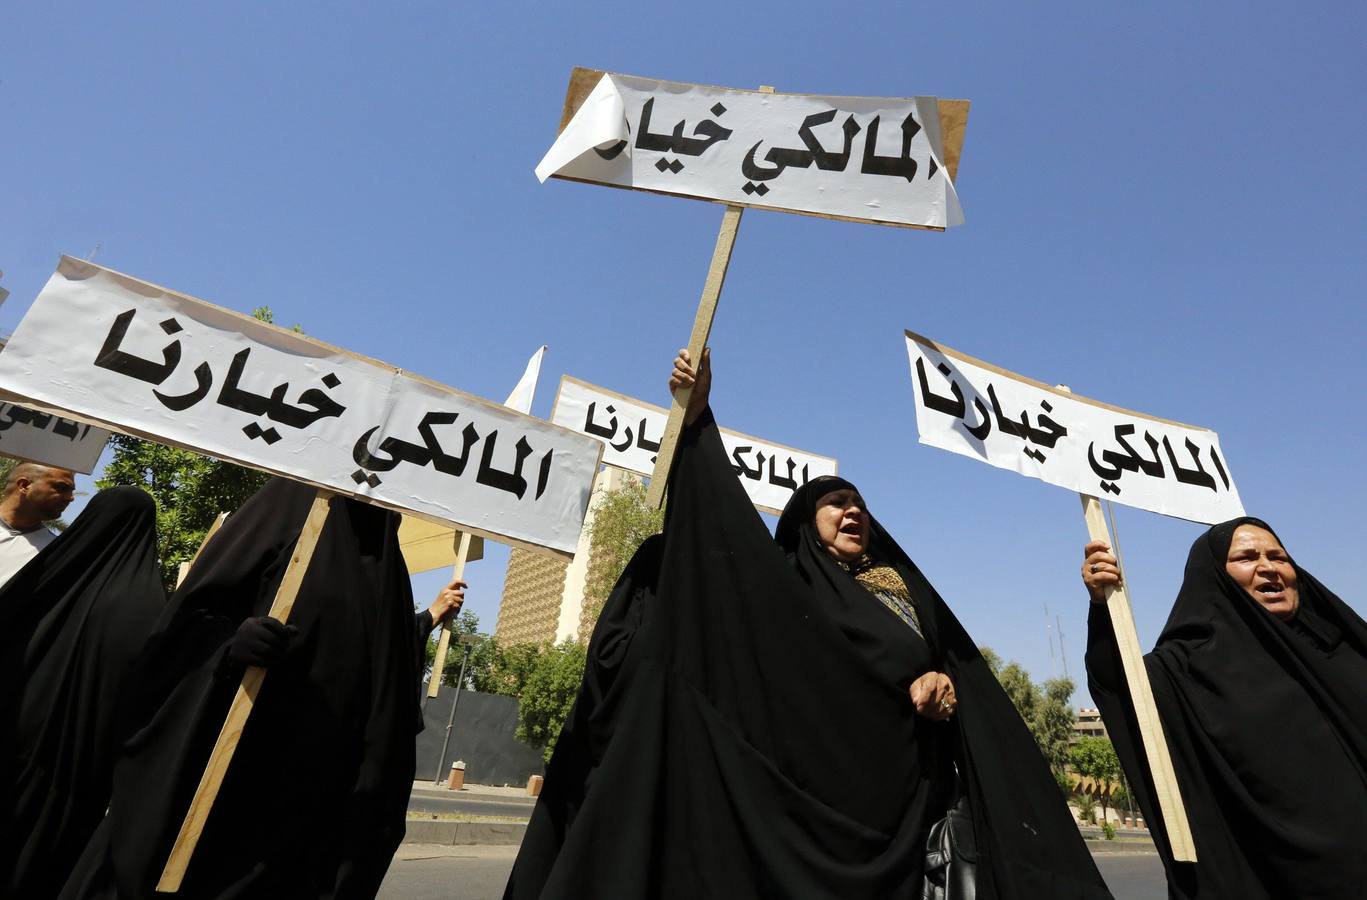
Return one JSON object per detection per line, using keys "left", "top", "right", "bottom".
{"left": 644, "top": 204, "right": 745, "bottom": 508}
{"left": 426, "top": 530, "right": 474, "bottom": 699}
{"left": 156, "top": 489, "right": 335, "bottom": 892}
{"left": 1079, "top": 495, "right": 1197, "bottom": 861}
{"left": 644, "top": 85, "right": 773, "bottom": 509}
{"left": 176, "top": 511, "right": 229, "bottom": 589}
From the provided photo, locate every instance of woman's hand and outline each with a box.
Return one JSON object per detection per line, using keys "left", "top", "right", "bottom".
{"left": 427, "top": 579, "right": 467, "bottom": 625}
{"left": 1082, "top": 541, "right": 1121, "bottom": 603}
{"left": 910, "top": 671, "right": 957, "bottom": 721}
{"left": 669, "top": 347, "right": 711, "bottom": 426}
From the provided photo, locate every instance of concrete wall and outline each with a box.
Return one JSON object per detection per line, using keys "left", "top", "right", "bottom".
{"left": 416, "top": 687, "right": 545, "bottom": 786}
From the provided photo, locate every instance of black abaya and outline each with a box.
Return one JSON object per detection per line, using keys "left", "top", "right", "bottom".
{"left": 1088, "top": 517, "right": 1367, "bottom": 898}
{"left": 1, "top": 486, "right": 165, "bottom": 899}
{"left": 507, "top": 410, "right": 1109, "bottom": 899}
{"left": 61, "top": 478, "right": 420, "bottom": 900}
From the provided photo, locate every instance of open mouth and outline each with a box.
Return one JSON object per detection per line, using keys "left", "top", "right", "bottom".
{"left": 1256, "top": 583, "right": 1285, "bottom": 599}
{"left": 839, "top": 521, "right": 862, "bottom": 537}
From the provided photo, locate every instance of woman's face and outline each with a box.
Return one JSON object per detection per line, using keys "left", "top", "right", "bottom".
{"left": 1224, "top": 525, "right": 1299, "bottom": 621}
{"left": 813, "top": 487, "right": 870, "bottom": 563}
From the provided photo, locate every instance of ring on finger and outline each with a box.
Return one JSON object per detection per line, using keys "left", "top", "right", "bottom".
{"left": 1090, "top": 563, "right": 1100, "bottom": 573}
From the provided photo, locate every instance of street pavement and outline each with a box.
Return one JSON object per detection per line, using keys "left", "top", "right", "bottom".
{"left": 379, "top": 845, "right": 1167, "bottom": 899}
{"left": 408, "top": 782, "right": 538, "bottom": 820}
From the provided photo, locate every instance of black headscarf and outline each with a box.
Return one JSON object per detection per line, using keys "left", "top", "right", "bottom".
{"left": 1, "top": 486, "right": 165, "bottom": 898}
{"left": 507, "top": 410, "right": 1109, "bottom": 899}
{"left": 1088, "top": 516, "right": 1367, "bottom": 899}
{"left": 60, "top": 477, "right": 419, "bottom": 900}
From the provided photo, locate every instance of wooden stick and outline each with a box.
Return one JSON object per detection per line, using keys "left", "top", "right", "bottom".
{"left": 644, "top": 204, "right": 745, "bottom": 508}
{"left": 176, "top": 511, "right": 229, "bottom": 588}
{"left": 1080, "top": 495, "right": 1197, "bottom": 861}
{"left": 426, "top": 530, "right": 474, "bottom": 699}
{"left": 156, "top": 489, "right": 335, "bottom": 892}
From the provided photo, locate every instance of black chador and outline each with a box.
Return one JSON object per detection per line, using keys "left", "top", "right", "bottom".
{"left": 1, "top": 487, "right": 165, "bottom": 899}
{"left": 61, "top": 478, "right": 420, "bottom": 900}
{"left": 1088, "top": 517, "right": 1367, "bottom": 899}
{"left": 506, "top": 410, "right": 1110, "bottom": 899}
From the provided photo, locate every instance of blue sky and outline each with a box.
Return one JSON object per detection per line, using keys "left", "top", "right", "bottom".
{"left": 3, "top": 2, "right": 1364, "bottom": 702}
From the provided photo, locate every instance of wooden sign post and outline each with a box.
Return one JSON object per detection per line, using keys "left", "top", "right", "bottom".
{"left": 1036, "top": 370, "right": 1203, "bottom": 862}
{"left": 645, "top": 200, "right": 746, "bottom": 507}
{"left": 643, "top": 82, "right": 772, "bottom": 508}
{"left": 427, "top": 530, "right": 475, "bottom": 699}
{"left": 157, "top": 489, "right": 335, "bottom": 891}
{"left": 175, "top": 511, "right": 229, "bottom": 588}
{"left": 1078, "top": 495, "right": 1196, "bottom": 860}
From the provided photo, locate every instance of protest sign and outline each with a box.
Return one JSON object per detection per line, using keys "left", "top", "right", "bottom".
{"left": 0, "top": 259, "right": 602, "bottom": 887}
{"left": 537, "top": 69, "right": 970, "bottom": 509}
{"left": 0, "top": 401, "right": 108, "bottom": 472}
{"left": 552, "top": 375, "right": 837, "bottom": 515}
{"left": 905, "top": 330, "right": 1244, "bottom": 524}
{"left": 0, "top": 338, "right": 110, "bottom": 472}
{"left": 0, "top": 258, "right": 602, "bottom": 556}
{"left": 538, "top": 68, "right": 967, "bottom": 230}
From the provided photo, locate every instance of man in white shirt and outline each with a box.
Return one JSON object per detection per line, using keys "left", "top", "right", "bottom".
{"left": 0, "top": 462, "right": 76, "bottom": 586}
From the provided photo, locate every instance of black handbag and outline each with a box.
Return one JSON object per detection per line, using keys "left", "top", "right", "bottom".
{"left": 920, "top": 792, "right": 978, "bottom": 900}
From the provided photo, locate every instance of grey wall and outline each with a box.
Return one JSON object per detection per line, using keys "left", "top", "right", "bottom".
{"left": 416, "top": 687, "right": 546, "bottom": 786}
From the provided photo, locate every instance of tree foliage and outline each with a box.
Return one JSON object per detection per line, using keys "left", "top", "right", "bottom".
{"left": 979, "top": 646, "right": 1076, "bottom": 777}
{"left": 1069, "top": 735, "right": 1122, "bottom": 822}
{"left": 582, "top": 477, "right": 664, "bottom": 629}
{"left": 96, "top": 436, "right": 268, "bottom": 590}
{"left": 424, "top": 611, "right": 543, "bottom": 698}
{"left": 514, "top": 640, "right": 588, "bottom": 763}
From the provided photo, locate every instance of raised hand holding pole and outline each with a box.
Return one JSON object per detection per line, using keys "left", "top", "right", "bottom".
{"left": 427, "top": 530, "right": 474, "bottom": 699}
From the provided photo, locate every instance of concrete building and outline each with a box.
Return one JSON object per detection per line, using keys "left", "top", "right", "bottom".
{"left": 1073, "top": 707, "right": 1109, "bottom": 740}
{"left": 494, "top": 466, "right": 634, "bottom": 645}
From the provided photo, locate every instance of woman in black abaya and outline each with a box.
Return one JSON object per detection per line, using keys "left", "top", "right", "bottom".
{"left": 61, "top": 478, "right": 420, "bottom": 900}
{"left": 506, "top": 351, "right": 1109, "bottom": 899}
{"left": 1083, "top": 518, "right": 1367, "bottom": 898}
{"left": 1, "top": 486, "right": 165, "bottom": 899}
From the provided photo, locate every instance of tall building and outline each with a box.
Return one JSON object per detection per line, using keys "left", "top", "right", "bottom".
{"left": 494, "top": 466, "right": 634, "bottom": 645}
{"left": 493, "top": 544, "right": 569, "bottom": 646}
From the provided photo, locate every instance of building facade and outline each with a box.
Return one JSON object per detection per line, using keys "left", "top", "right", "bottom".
{"left": 494, "top": 466, "right": 633, "bottom": 645}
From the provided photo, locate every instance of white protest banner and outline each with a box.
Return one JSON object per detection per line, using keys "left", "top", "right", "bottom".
{"left": 551, "top": 375, "right": 837, "bottom": 515}
{"left": 537, "top": 69, "right": 967, "bottom": 231}
{"left": 0, "top": 258, "right": 602, "bottom": 556}
{"left": 0, "top": 338, "right": 110, "bottom": 472}
{"left": 905, "top": 330, "right": 1244, "bottom": 524}
{"left": 537, "top": 69, "right": 969, "bottom": 510}
{"left": 0, "top": 403, "right": 108, "bottom": 473}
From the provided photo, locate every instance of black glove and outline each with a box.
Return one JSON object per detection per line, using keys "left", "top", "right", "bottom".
{"left": 226, "top": 616, "right": 299, "bottom": 668}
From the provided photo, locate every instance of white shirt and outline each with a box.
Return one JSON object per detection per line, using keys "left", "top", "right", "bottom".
{"left": 0, "top": 517, "right": 56, "bottom": 587}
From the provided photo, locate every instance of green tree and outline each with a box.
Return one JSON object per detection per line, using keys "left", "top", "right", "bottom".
{"left": 1035, "top": 677, "right": 1079, "bottom": 774}
{"left": 515, "top": 640, "right": 588, "bottom": 763}
{"left": 1069, "top": 736, "right": 1122, "bottom": 824}
{"left": 97, "top": 437, "right": 268, "bottom": 590}
{"left": 93, "top": 307, "right": 289, "bottom": 590}
{"left": 582, "top": 477, "right": 664, "bottom": 631}
{"left": 978, "top": 646, "right": 1076, "bottom": 780}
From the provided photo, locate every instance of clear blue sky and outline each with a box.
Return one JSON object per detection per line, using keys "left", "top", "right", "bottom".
{"left": 3, "top": 2, "right": 1364, "bottom": 703}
